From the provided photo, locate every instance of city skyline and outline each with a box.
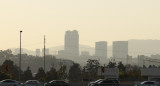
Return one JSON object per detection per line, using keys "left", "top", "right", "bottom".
{"left": 0, "top": 0, "right": 160, "bottom": 50}
{"left": 0, "top": 0, "right": 160, "bottom": 83}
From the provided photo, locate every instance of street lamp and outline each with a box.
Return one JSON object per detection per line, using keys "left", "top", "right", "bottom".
{"left": 19, "top": 30, "right": 22, "bottom": 82}
{"left": 44, "top": 35, "right": 45, "bottom": 72}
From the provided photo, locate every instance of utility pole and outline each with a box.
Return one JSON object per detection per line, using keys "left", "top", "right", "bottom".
{"left": 44, "top": 35, "right": 46, "bottom": 72}
{"left": 19, "top": 30, "right": 22, "bottom": 82}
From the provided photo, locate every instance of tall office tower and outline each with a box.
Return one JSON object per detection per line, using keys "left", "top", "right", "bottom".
{"left": 42, "top": 48, "right": 49, "bottom": 56}
{"left": 65, "top": 30, "right": 79, "bottom": 57}
{"left": 95, "top": 41, "right": 107, "bottom": 58}
{"left": 113, "top": 41, "right": 128, "bottom": 64}
{"left": 36, "top": 49, "right": 41, "bottom": 56}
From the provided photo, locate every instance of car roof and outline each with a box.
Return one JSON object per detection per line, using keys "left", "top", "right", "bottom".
{"left": 51, "top": 80, "right": 65, "bottom": 81}
{"left": 2, "top": 79, "right": 16, "bottom": 82}
{"left": 141, "top": 81, "right": 157, "bottom": 84}
{"left": 95, "top": 79, "right": 103, "bottom": 81}
{"left": 49, "top": 80, "right": 66, "bottom": 83}
{"left": 1, "top": 79, "right": 19, "bottom": 83}
{"left": 26, "top": 80, "right": 40, "bottom": 83}
{"left": 105, "top": 78, "right": 119, "bottom": 80}
{"left": 142, "top": 81, "right": 157, "bottom": 82}
{"left": 26, "top": 80, "right": 39, "bottom": 82}
{"left": 100, "top": 80, "right": 115, "bottom": 82}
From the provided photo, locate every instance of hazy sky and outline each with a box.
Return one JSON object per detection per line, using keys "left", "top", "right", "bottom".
{"left": 0, "top": 0, "right": 160, "bottom": 50}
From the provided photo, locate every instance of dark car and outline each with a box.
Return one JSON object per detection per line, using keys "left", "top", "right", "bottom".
{"left": 44, "top": 80, "right": 69, "bottom": 86}
{"left": 105, "top": 79, "right": 120, "bottom": 85}
{"left": 91, "top": 80, "right": 116, "bottom": 86}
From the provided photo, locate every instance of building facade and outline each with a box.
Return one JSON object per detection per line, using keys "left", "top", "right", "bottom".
{"left": 113, "top": 41, "right": 128, "bottom": 64}
{"left": 64, "top": 30, "right": 79, "bottom": 57}
{"left": 95, "top": 41, "right": 107, "bottom": 58}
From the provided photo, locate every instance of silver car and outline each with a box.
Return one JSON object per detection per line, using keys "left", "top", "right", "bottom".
{"left": 23, "top": 80, "right": 42, "bottom": 86}
{"left": 88, "top": 79, "right": 103, "bottom": 86}
{"left": 0, "top": 79, "right": 22, "bottom": 86}
{"left": 135, "top": 81, "right": 158, "bottom": 86}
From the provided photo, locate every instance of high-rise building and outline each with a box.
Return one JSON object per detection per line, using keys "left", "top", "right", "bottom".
{"left": 113, "top": 41, "right": 128, "bottom": 58}
{"left": 36, "top": 49, "right": 41, "bottom": 56}
{"left": 64, "top": 30, "right": 79, "bottom": 57}
{"left": 95, "top": 41, "right": 107, "bottom": 58}
{"left": 42, "top": 48, "right": 49, "bottom": 56}
{"left": 113, "top": 41, "right": 128, "bottom": 64}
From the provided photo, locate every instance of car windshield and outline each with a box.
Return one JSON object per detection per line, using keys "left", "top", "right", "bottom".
{"left": 26, "top": 81, "right": 39, "bottom": 84}
{"left": 49, "top": 81, "right": 66, "bottom": 84}
{"left": 150, "top": 82, "right": 156, "bottom": 84}
{"left": 95, "top": 79, "right": 103, "bottom": 83}
{"left": 141, "top": 81, "right": 149, "bottom": 84}
{"left": 2, "top": 80, "right": 16, "bottom": 83}
{"left": 49, "top": 81, "right": 56, "bottom": 83}
{"left": 26, "top": 80, "right": 38, "bottom": 83}
{"left": 98, "top": 80, "right": 114, "bottom": 84}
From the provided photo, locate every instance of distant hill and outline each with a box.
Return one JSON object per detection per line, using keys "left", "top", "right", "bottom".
{"left": 10, "top": 48, "right": 35, "bottom": 56}
{"left": 49, "top": 44, "right": 95, "bottom": 55}
{"left": 10, "top": 44, "right": 95, "bottom": 56}
{"left": 10, "top": 39, "right": 160, "bottom": 58}
{"left": 128, "top": 39, "right": 160, "bottom": 57}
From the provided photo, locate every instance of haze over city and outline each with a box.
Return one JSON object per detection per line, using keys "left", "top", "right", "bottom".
{"left": 1, "top": 0, "right": 160, "bottom": 85}
{"left": 0, "top": 0, "right": 160, "bottom": 50}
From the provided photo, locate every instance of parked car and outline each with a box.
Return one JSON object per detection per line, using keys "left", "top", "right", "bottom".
{"left": 91, "top": 80, "right": 116, "bottom": 86}
{"left": 44, "top": 80, "right": 69, "bottom": 86}
{"left": 88, "top": 79, "right": 103, "bottom": 86}
{"left": 105, "top": 78, "right": 120, "bottom": 85}
{"left": 135, "top": 81, "right": 158, "bottom": 86}
{"left": 0, "top": 79, "right": 22, "bottom": 86}
{"left": 23, "top": 80, "right": 43, "bottom": 86}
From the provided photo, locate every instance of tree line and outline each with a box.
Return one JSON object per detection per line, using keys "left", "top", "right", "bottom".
{"left": 0, "top": 49, "right": 151, "bottom": 82}
{"left": 0, "top": 59, "right": 149, "bottom": 82}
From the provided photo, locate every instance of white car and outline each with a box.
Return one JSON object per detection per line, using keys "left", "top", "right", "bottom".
{"left": 135, "top": 81, "right": 158, "bottom": 86}
{"left": 0, "top": 79, "right": 22, "bottom": 86}
{"left": 23, "top": 80, "right": 42, "bottom": 86}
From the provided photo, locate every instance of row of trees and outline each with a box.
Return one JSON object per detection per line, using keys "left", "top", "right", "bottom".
{"left": 0, "top": 59, "right": 149, "bottom": 82}
{"left": 0, "top": 50, "right": 78, "bottom": 82}
{"left": 0, "top": 50, "right": 149, "bottom": 82}
{"left": 0, "top": 49, "right": 74, "bottom": 74}
{"left": 108, "top": 61, "right": 142, "bottom": 81}
{"left": 0, "top": 60, "right": 69, "bottom": 82}
{"left": 77, "top": 60, "right": 147, "bottom": 81}
{"left": 0, "top": 59, "right": 100, "bottom": 82}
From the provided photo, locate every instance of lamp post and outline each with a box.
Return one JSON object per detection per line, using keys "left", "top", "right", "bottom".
{"left": 19, "top": 30, "right": 22, "bottom": 82}
{"left": 44, "top": 35, "right": 45, "bottom": 72}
